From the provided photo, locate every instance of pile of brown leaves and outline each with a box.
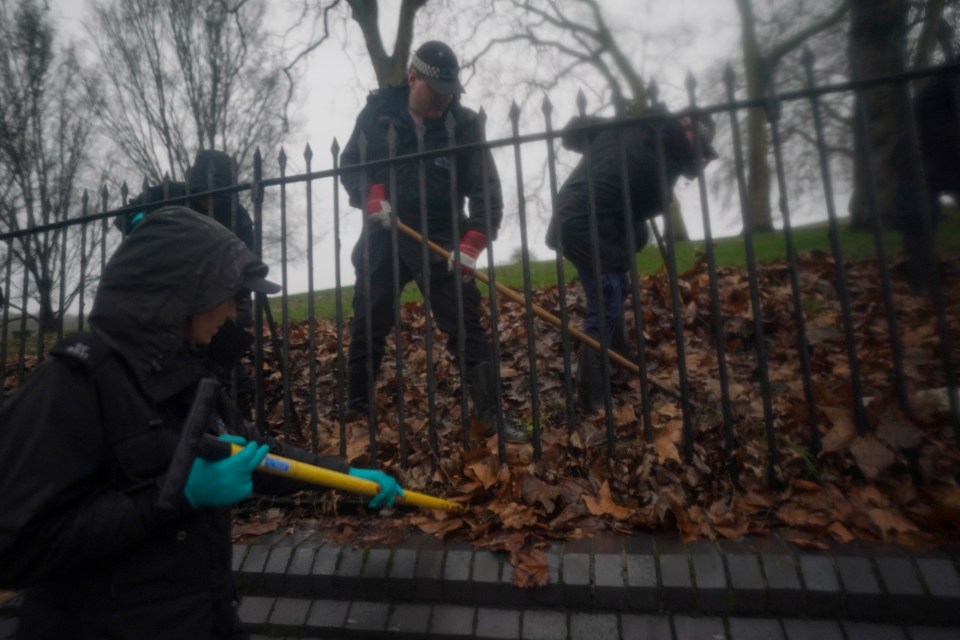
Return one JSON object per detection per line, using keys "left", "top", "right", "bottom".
{"left": 238, "top": 250, "right": 960, "bottom": 587}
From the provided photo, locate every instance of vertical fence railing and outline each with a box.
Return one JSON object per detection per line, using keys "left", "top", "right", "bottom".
{"left": 763, "top": 60, "right": 817, "bottom": 471}
{"left": 542, "top": 96, "right": 577, "bottom": 435}
{"left": 802, "top": 48, "right": 870, "bottom": 436}
{"left": 686, "top": 73, "right": 737, "bottom": 481}
{"left": 2, "top": 65, "right": 959, "bottom": 473}
{"left": 724, "top": 65, "right": 777, "bottom": 487}
{"left": 509, "top": 102, "right": 544, "bottom": 459}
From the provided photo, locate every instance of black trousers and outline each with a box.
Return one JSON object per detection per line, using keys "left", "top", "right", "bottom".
{"left": 348, "top": 252, "right": 491, "bottom": 374}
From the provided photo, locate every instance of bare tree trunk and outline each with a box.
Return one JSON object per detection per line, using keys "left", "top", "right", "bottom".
{"left": 848, "top": 0, "right": 909, "bottom": 229}
{"left": 735, "top": 0, "right": 774, "bottom": 232}
{"left": 346, "top": 0, "right": 428, "bottom": 88}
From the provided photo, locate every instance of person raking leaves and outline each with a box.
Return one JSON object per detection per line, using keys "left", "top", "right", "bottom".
{"left": 0, "top": 207, "right": 403, "bottom": 639}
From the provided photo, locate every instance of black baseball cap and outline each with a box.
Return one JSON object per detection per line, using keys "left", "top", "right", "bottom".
{"left": 410, "top": 41, "right": 464, "bottom": 94}
{"left": 242, "top": 262, "right": 281, "bottom": 295}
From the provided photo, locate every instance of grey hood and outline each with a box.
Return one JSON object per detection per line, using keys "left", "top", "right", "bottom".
{"left": 89, "top": 207, "right": 273, "bottom": 402}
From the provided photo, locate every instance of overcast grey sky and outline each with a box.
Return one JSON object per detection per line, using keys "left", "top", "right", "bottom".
{"left": 48, "top": 0, "right": 754, "bottom": 294}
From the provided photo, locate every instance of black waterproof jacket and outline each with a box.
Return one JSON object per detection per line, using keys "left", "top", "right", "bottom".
{"left": 546, "top": 112, "right": 695, "bottom": 273}
{"left": 340, "top": 83, "right": 503, "bottom": 275}
{"left": 0, "top": 208, "right": 346, "bottom": 639}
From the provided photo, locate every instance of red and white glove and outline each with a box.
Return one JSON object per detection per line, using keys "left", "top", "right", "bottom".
{"left": 449, "top": 230, "right": 487, "bottom": 280}
{"left": 366, "top": 183, "right": 392, "bottom": 228}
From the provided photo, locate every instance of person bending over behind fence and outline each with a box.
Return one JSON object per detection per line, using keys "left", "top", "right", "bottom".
{"left": 0, "top": 208, "right": 402, "bottom": 639}
{"left": 545, "top": 104, "right": 717, "bottom": 413}
{"left": 340, "top": 40, "right": 529, "bottom": 443}
{"left": 119, "top": 150, "right": 261, "bottom": 418}
{"left": 892, "top": 20, "right": 959, "bottom": 294}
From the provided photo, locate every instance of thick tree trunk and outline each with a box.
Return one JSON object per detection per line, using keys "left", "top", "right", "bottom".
{"left": 848, "top": 0, "right": 909, "bottom": 229}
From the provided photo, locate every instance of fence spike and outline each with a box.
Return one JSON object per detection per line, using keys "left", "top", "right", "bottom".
{"left": 100, "top": 184, "right": 109, "bottom": 208}
{"left": 304, "top": 143, "right": 313, "bottom": 162}
{"left": 541, "top": 94, "right": 553, "bottom": 117}
{"left": 120, "top": 181, "right": 129, "bottom": 202}
{"left": 82, "top": 189, "right": 89, "bottom": 210}
{"left": 509, "top": 101, "right": 520, "bottom": 124}
{"left": 576, "top": 89, "right": 586, "bottom": 116}
{"left": 478, "top": 106, "right": 487, "bottom": 129}
{"left": 648, "top": 79, "right": 660, "bottom": 106}
{"left": 723, "top": 64, "right": 736, "bottom": 91}
{"left": 802, "top": 46, "right": 815, "bottom": 71}
{"left": 278, "top": 147, "right": 287, "bottom": 170}
{"left": 359, "top": 131, "right": 367, "bottom": 157}
{"left": 331, "top": 137, "right": 340, "bottom": 156}
{"left": 685, "top": 70, "right": 697, "bottom": 93}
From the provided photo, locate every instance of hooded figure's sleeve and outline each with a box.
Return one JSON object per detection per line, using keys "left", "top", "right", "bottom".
{"left": 0, "top": 360, "right": 174, "bottom": 589}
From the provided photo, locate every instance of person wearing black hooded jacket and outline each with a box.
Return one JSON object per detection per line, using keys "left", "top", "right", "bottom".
{"left": 0, "top": 208, "right": 402, "bottom": 639}
{"left": 546, "top": 107, "right": 716, "bottom": 412}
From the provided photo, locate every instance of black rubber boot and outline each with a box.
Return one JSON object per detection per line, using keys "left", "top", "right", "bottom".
{"left": 346, "top": 366, "right": 375, "bottom": 419}
{"left": 467, "top": 361, "right": 529, "bottom": 443}
{"left": 577, "top": 342, "right": 606, "bottom": 414}
{"left": 609, "top": 315, "right": 630, "bottom": 358}
{"left": 903, "top": 233, "right": 933, "bottom": 295}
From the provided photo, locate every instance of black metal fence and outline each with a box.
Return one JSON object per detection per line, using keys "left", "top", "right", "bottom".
{"left": 2, "top": 61, "right": 958, "bottom": 487}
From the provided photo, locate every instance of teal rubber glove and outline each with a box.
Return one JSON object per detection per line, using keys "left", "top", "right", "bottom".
{"left": 348, "top": 467, "right": 404, "bottom": 509}
{"left": 183, "top": 434, "right": 269, "bottom": 508}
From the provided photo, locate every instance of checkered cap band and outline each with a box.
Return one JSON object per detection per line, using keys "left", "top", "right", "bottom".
{"left": 411, "top": 51, "right": 441, "bottom": 79}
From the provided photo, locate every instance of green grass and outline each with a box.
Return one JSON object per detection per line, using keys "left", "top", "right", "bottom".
{"left": 273, "top": 215, "right": 960, "bottom": 323}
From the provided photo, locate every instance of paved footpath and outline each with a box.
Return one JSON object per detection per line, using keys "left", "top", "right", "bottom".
{"left": 2, "top": 530, "right": 959, "bottom": 639}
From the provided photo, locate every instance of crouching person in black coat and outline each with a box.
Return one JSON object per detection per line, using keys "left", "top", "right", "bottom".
{"left": 0, "top": 208, "right": 402, "bottom": 639}
{"left": 546, "top": 105, "right": 717, "bottom": 413}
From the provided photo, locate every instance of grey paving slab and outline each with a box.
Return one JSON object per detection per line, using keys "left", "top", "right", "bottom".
{"left": 268, "top": 597, "right": 312, "bottom": 630}
{"left": 798, "top": 554, "right": 841, "bottom": 616}
{"left": 415, "top": 545, "right": 446, "bottom": 601}
{"left": 344, "top": 600, "right": 390, "bottom": 633}
{"left": 906, "top": 626, "right": 960, "bottom": 639}
{"left": 562, "top": 543, "right": 592, "bottom": 607}
{"left": 522, "top": 609, "right": 567, "bottom": 640}
{"left": 476, "top": 607, "right": 521, "bottom": 639}
{"left": 836, "top": 555, "right": 882, "bottom": 618}
{"left": 232, "top": 544, "right": 246, "bottom": 572}
{"left": 781, "top": 618, "right": 845, "bottom": 640}
{"left": 237, "top": 595, "right": 275, "bottom": 628}
{"left": 916, "top": 557, "right": 960, "bottom": 623}
{"left": 621, "top": 614, "right": 672, "bottom": 640}
{"left": 305, "top": 599, "right": 350, "bottom": 631}
{"left": 660, "top": 552, "right": 695, "bottom": 611}
{"left": 359, "top": 547, "right": 393, "bottom": 601}
{"left": 727, "top": 553, "right": 765, "bottom": 615}
{"left": 916, "top": 557, "right": 960, "bottom": 598}
{"left": 312, "top": 544, "right": 340, "bottom": 594}
{"left": 729, "top": 617, "right": 785, "bottom": 640}
{"left": 238, "top": 544, "right": 271, "bottom": 591}
{"left": 386, "top": 603, "right": 431, "bottom": 636}
{"left": 626, "top": 552, "right": 659, "bottom": 611}
{"left": 761, "top": 552, "right": 804, "bottom": 614}
{"left": 443, "top": 548, "right": 475, "bottom": 603}
{"left": 569, "top": 612, "right": 619, "bottom": 640}
{"left": 286, "top": 544, "right": 319, "bottom": 594}
{"left": 431, "top": 604, "right": 475, "bottom": 637}
{"left": 263, "top": 546, "right": 293, "bottom": 594}
{"left": 692, "top": 550, "right": 729, "bottom": 615}
{"left": 595, "top": 552, "right": 628, "bottom": 609}
{"left": 842, "top": 621, "right": 909, "bottom": 640}
{"left": 391, "top": 546, "right": 419, "bottom": 581}
{"left": 474, "top": 551, "right": 502, "bottom": 584}
{"left": 673, "top": 615, "right": 726, "bottom": 640}
{"left": 876, "top": 556, "right": 926, "bottom": 622}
